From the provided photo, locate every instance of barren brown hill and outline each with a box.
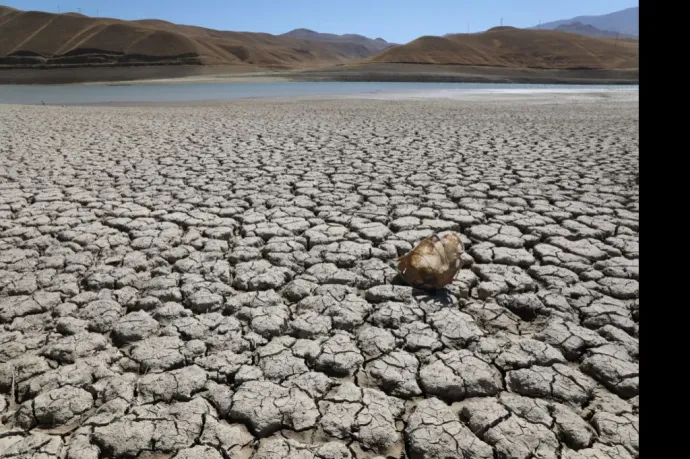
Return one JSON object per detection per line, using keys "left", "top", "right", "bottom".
{"left": 0, "top": 5, "right": 376, "bottom": 68}
{"left": 368, "top": 27, "right": 638, "bottom": 69}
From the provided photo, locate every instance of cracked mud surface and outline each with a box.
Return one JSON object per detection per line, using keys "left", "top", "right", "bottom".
{"left": 0, "top": 94, "right": 639, "bottom": 458}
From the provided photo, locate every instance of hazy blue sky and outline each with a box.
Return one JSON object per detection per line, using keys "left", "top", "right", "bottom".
{"left": 3, "top": 0, "right": 638, "bottom": 43}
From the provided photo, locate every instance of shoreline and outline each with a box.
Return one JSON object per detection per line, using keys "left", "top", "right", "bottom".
{"left": 0, "top": 87, "right": 640, "bottom": 107}
{"left": 0, "top": 63, "right": 639, "bottom": 86}
{"left": 40, "top": 88, "right": 638, "bottom": 109}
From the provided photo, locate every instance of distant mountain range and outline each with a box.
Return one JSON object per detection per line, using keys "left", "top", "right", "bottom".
{"left": 531, "top": 6, "right": 639, "bottom": 37}
{"left": 554, "top": 22, "right": 638, "bottom": 40}
{"left": 0, "top": 3, "right": 638, "bottom": 75}
{"left": 282, "top": 29, "right": 396, "bottom": 54}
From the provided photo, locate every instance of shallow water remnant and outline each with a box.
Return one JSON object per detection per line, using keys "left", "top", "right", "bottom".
{"left": 398, "top": 232, "right": 464, "bottom": 290}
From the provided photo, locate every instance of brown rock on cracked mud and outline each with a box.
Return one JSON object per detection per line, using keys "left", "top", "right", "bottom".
{"left": 398, "top": 231, "right": 464, "bottom": 289}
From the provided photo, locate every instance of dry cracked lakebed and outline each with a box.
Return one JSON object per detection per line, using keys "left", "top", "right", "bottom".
{"left": 0, "top": 94, "right": 639, "bottom": 459}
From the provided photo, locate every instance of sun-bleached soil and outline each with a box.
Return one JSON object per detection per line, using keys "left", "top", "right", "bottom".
{"left": 0, "top": 93, "right": 638, "bottom": 459}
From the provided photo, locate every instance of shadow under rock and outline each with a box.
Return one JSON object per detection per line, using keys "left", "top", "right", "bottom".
{"left": 390, "top": 272, "right": 459, "bottom": 308}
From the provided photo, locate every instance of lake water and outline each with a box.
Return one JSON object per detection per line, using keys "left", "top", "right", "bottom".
{"left": 0, "top": 81, "right": 638, "bottom": 105}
